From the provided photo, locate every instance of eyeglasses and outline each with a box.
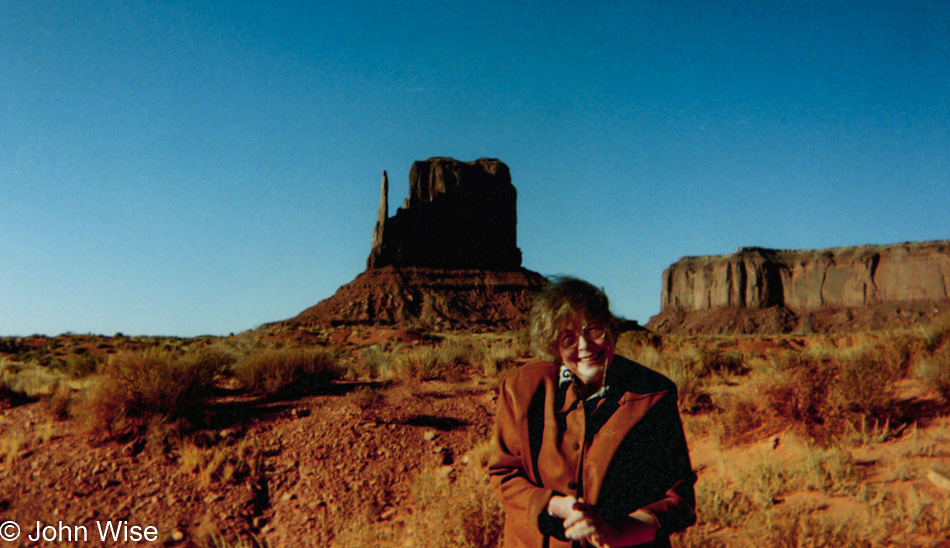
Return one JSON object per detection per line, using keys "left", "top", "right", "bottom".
{"left": 557, "top": 324, "right": 607, "bottom": 350}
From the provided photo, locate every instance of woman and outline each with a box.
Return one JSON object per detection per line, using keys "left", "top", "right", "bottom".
{"left": 489, "top": 277, "right": 696, "bottom": 547}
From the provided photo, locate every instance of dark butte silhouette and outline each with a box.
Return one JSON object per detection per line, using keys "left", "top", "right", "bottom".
{"left": 277, "top": 158, "right": 546, "bottom": 330}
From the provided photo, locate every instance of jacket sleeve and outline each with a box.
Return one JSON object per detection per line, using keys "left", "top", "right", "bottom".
{"left": 488, "top": 374, "right": 560, "bottom": 537}
{"left": 637, "top": 388, "right": 697, "bottom": 536}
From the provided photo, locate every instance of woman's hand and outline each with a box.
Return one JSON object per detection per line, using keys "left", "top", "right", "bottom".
{"left": 547, "top": 495, "right": 579, "bottom": 520}
{"left": 549, "top": 497, "right": 660, "bottom": 548}
{"left": 562, "top": 499, "right": 616, "bottom": 547}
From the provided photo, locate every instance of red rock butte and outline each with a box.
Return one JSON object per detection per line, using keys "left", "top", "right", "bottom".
{"left": 278, "top": 157, "right": 547, "bottom": 330}
{"left": 647, "top": 241, "right": 950, "bottom": 334}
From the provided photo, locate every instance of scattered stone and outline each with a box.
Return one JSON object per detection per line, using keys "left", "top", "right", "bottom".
{"left": 927, "top": 468, "right": 950, "bottom": 491}
{"left": 171, "top": 530, "right": 185, "bottom": 542}
{"left": 423, "top": 431, "right": 438, "bottom": 441}
{"left": 379, "top": 506, "right": 397, "bottom": 520}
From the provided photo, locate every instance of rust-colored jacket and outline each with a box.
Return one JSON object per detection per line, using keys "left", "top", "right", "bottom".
{"left": 489, "top": 356, "right": 696, "bottom": 548}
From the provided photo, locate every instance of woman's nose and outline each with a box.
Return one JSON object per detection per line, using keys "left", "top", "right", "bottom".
{"left": 578, "top": 333, "right": 590, "bottom": 350}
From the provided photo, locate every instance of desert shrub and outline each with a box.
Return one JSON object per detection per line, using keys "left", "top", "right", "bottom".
{"left": 233, "top": 348, "right": 341, "bottom": 396}
{"left": 626, "top": 344, "right": 662, "bottom": 371}
{"left": 81, "top": 347, "right": 233, "bottom": 440}
{"left": 763, "top": 347, "right": 901, "bottom": 443}
{"left": 178, "top": 437, "right": 264, "bottom": 489}
{"left": 828, "top": 348, "right": 901, "bottom": 418}
{"left": 0, "top": 337, "right": 23, "bottom": 355}
{"left": 638, "top": 347, "right": 709, "bottom": 414}
{"left": 389, "top": 344, "right": 464, "bottom": 381}
{"left": 407, "top": 440, "right": 503, "bottom": 547}
{"left": 348, "top": 385, "right": 384, "bottom": 418}
{"left": 701, "top": 442, "right": 859, "bottom": 532}
{"left": 916, "top": 310, "right": 950, "bottom": 352}
{"left": 0, "top": 359, "right": 67, "bottom": 398}
{"left": 696, "top": 470, "right": 757, "bottom": 529}
{"left": 672, "top": 526, "right": 728, "bottom": 548}
{"left": 350, "top": 344, "right": 389, "bottom": 379}
{"left": 0, "top": 431, "right": 24, "bottom": 468}
{"left": 700, "top": 348, "right": 749, "bottom": 377}
{"left": 765, "top": 356, "right": 839, "bottom": 438}
{"left": 913, "top": 343, "right": 950, "bottom": 399}
{"left": 43, "top": 383, "right": 74, "bottom": 420}
{"left": 760, "top": 507, "right": 873, "bottom": 548}
{"left": 717, "top": 396, "right": 765, "bottom": 446}
{"left": 470, "top": 338, "right": 524, "bottom": 376}
{"left": 59, "top": 353, "right": 100, "bottom": 378}
{"left": 332, "top": 440, "right": 502, "bottom": 547}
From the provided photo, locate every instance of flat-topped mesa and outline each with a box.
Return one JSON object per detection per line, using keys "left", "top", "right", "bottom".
{"left": 648, "top": 241, "right": 950, "bottom": 334}
{"left": 367, "top": 157, "right": 522, "bottom": 270}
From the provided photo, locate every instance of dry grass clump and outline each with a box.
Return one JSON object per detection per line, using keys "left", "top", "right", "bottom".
{"left": 759, "top": 346, "right": 903, "bottom": 443}
{"left": 913, "top": 342, "right": 950, "bottom": 399}
{"left": 0, "top": 358, "right": 67, "bottom": 398}
{"left": 386, "top": 341, "right": 466, "bottom": 381}
{"left": 80, "top": 347, "right": 233, "bottom": 441}
{"left": 916, "top": 309, "right": 950, "bottom": 352}
{"left": 50, "top": 353, "right": 101, "bottom": 378}
{"left": 623, "top": 342, "right": 723, "bottom": 414}
{"left": 390, "top": 345, "right": 453, "bottom": 380}
{"left": 695, "top": 441, "right": 860, "bottom": 541}
{"left": 232, "top": 347, "right": 341, "bottom": 396}
{"left": 470, "top": 337, "right": 526, "bottom": 376}
{"left": 414, "top": 440, "right": 504, "bottom": 546}
{"left": 178, "top": 437, "right": 264, "bottom": 489}
{"left": 0, "top": 430, "right": 24, "bottom": 469}
{"left": 347, "top": 384, "right": 384, "bottom": 418}
{"left": 333, "top": 440, "right": 502, "bottom": 547}
{"left": 353, "top": 335, "right": 526, "bottom": 384}
{"left": 355, "top": 344, "right": 390, "bottom": 379}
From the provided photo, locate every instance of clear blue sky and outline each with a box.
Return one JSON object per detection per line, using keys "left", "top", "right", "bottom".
{"left": 2, "top": 1, "right": 948, "bottom": 336}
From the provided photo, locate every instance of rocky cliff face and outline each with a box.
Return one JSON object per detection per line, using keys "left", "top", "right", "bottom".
{"left": 277, "top": 158, "right": 544, "bottom": 329}
{"left": 648, "top": 241, "right": 950, "bottom": 334}
{"left": 367, "top": 157, "right": 522, "bottom": 270}
{"left": 282, "top": 266, "right": 546, "bottom": 330}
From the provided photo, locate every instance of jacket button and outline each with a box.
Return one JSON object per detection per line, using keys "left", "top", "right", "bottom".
{"left": 568, "top": 481, "right": 578, "bottom": 491}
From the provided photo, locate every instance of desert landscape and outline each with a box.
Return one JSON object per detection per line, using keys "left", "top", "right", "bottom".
{"left": 2, "top": 316, "right": 950, "bottom": 547}
{"left": 2, "top": 158, "right": 949, "bottom": 547}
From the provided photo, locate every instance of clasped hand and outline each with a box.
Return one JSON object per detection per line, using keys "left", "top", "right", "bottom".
{"left": 548, "top": 495, "right": 616, "bottom": 548}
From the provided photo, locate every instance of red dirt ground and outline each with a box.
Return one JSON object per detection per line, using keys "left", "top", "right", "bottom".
{"left": 0, "top": 377, "right": 497, "bottom": 547}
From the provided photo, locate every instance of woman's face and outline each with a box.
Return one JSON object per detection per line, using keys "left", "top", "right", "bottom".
{"left": 557, "top": 313, "right": 615, "bottom": 390}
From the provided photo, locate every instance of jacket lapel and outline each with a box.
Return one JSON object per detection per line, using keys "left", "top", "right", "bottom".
{"left": 583, "top": 389, "right": 668, "bottom": 504}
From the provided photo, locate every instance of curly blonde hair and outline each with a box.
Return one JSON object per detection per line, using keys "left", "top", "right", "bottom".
{"left": 527, "top": 276, "right": 618, "bottom": 362}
